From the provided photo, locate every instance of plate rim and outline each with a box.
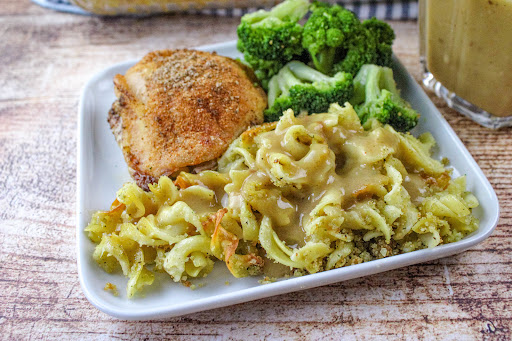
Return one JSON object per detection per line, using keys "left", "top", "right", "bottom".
{"left": 76, "top": 40, "right": 500, "bottom": 321}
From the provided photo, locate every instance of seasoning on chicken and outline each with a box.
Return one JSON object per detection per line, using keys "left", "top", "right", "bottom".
{"left": 108, "top": 49, "right": 267, "bottom": 189}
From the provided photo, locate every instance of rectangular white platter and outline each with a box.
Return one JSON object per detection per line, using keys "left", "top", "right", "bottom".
{"left": 77, "top": 40, "right": 499, "bottom": 321}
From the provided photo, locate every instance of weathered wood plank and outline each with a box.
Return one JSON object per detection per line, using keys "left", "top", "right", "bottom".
{"left": 0, "top": 2, "right": 511, "bottom": 340}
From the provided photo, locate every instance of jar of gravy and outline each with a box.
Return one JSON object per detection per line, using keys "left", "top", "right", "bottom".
{"left": 419, "top": 0, "right": 512, "bottom": 128}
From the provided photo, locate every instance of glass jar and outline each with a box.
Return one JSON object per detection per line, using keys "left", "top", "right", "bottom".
{"left": 419, "top": 0, "right": 512, "bottom": 128}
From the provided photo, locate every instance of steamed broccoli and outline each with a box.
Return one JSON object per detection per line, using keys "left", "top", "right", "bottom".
{"left": 302, "top": 2, "right": 395, "bottom": 76}
{"left": 361, "top": 18, "right": 396, "bottom": 67}
{"left": 241, "top": 54, "right": 285, "bottom": 88}
{"left": 265, "top": 61, "right": 353, "bottom": 122}
{"left": 301, "top": 2, "right": 362, "bottom": 74}
{"left": 237, "top": 0, "right": 310, "bottom": 88}
{"left": 351, "top": 64, "right": 419, "bottom": 132}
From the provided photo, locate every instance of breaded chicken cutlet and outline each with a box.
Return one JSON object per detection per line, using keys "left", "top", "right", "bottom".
{"left": 108, "top": 49, "right": 267, "bottom": 189}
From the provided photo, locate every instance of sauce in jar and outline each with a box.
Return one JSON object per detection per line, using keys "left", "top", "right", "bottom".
{"left": 422, "top": 0, "right": 512, "bottom": 117}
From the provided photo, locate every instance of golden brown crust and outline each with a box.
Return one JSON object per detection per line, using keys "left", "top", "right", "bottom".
{"left": 108, "top": 49, "right": 267, "bottom": 189}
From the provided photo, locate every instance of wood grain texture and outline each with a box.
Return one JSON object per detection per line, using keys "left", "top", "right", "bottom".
{"left": 0, "top": 3, "right": 511, "bottom": 340}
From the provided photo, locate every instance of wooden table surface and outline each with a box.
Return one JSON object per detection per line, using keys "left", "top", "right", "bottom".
{"left": 1, "top": 2, "right": 511, "bottom": 340}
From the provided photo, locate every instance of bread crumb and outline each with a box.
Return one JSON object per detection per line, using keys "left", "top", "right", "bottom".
{"left": 259, "top": 276, "right": 277, "bottom": 284}
{"left": 104, "top": 282, "right": 118, "bottom": 296}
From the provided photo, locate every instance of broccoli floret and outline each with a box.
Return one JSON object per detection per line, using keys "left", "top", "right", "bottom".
{"left": 241, "top": 54, "right": 284, "bottom": 90}
{"left": 237, "top": 0, "right": 308, "bottom": 61}
{"left": 302, "top": 2, "right": 395, "bottom": 76}
{"left": 302, "top": 2, "right": 362, "bottom": 74}
{"left": 351, "top": 64, "right": 419, "bottom": 132}
{"left": 237, "top": 0, "right": 309, "bottom": 88}
{"left": 332, "top": 19, "right": 395, "bottom": 75}
{"left": 362, "top": 18, "right": 396, "bottom": 66}
{"left": 265, "top": 61, "right": 353, "bottom": 122}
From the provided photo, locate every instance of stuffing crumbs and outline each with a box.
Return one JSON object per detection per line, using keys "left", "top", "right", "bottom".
{"left": 104, "top": 282, "right": 118, "bottom": 296}
{"left": 182, "top": 280, "right": 205, "bottom": 290}
{"left": 258, "top": 277, "right": 277, "bottom": 285}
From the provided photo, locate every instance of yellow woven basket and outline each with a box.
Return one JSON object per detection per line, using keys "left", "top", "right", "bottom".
{"left": 71, "top": 0, "right": 281, "bottom": 15}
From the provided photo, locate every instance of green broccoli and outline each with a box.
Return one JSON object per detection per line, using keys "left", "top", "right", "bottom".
{"left": 241, "top": 54, "right": 284, "bottom": 89}
{"left": 237, "top": 0, "right": 310, "bottom": 88}
{"left": 265, "top": 61, "right": 353, "bottom": 122}
{"left": 351, "top": 64, "right": 419, "bottom": 132}
{"left": 302, "top": 2, "right": 395, "bottom": 76}
{"left": 361, "top": 18, "right": 396, "bottom": 67}
{"left": 301, "top": 2, "right": 362, "bottom": 75}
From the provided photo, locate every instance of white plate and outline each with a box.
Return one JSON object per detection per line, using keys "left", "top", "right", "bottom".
{"left": 77, "top": 41, "right": 499, "bottom": 321}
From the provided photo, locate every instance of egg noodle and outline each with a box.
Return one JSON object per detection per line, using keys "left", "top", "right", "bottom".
{"left": 85, "top": 103, "right": 479, "bottom": 297}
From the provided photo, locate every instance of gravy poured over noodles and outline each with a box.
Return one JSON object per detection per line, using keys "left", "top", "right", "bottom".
{"left": 86, "top": 103, "right": 479, "bottom": 296}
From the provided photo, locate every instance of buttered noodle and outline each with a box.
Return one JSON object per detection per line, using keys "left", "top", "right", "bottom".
{"left": 86, "top": 103, "right": 479, "bottom": 297}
